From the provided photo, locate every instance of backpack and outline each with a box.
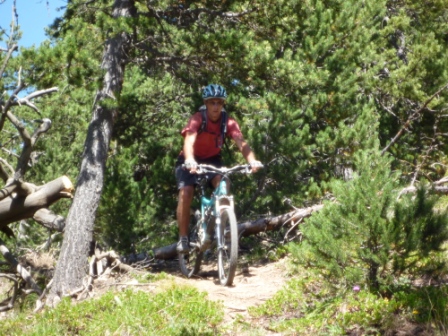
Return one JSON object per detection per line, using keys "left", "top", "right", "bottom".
{"left": 198, "top": 105, "right": 228, "bottom": 149}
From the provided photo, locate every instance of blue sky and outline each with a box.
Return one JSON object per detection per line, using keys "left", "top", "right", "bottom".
{"left": 0, "top": 0, "right": 67, "bottom": 48}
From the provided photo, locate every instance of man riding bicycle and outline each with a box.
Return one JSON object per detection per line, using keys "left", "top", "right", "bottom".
{"left": 175, "top": 84, "right": 262, "bottom": 253}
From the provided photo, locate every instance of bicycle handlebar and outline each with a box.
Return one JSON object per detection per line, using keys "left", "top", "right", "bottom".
{"left": 197, "top": 164, "right": 252, "bottom": 175}
{"left": 182, "top": 163, "right": 262, "bottom": 175}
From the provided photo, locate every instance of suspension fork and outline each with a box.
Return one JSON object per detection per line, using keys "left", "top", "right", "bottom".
{"left": 214, "top": 179, "right": 234, "bottom": 249}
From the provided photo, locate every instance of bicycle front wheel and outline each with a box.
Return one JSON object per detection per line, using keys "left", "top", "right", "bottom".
{"left": 179, "top": 224, "right": 203, "bottom": 278}
{"left": 217, "top": 206, "right": 238, "bottom": 286}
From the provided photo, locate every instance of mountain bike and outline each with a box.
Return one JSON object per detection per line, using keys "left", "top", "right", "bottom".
{"left": 178, "top": 164, "right": 255, "bottom": 286}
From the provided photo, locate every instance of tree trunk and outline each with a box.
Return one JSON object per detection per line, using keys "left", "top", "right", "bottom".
{"left": 47, "top": 0, "right": 136, "bottom": 306}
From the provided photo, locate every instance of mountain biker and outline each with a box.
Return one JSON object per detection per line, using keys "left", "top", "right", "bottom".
{"left": 175, "top": 84, "right": 262, "bottom": 253}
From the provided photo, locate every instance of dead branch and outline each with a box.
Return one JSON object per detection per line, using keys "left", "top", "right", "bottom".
{"left": 381, "top": 82, "right": 448, "bottom": 155}
{"left": 0, "top": 158, "right": 14, "bottom": 183}
{"left": 34, "top": 279, "right": 53, "bottom": 313}
{"left": 397, "top": 177, "right": 448, "bottom": 199}
{"left": 33, "top": 208, "right": 66, "bottom": 232}
{"left": 36, "top": 232, "right": 62, "bottom": 251}
{"left": 44, "top": 248, "right": 144, "bottom": 304}
{"left": 14, "top": 118, "right": 52, "bottom": 180}
{"left": 0, "top": 277, "right": 18, "bottom": 312}
{"left": 13, "top": 88, "right": 59, "bottom": 112}
{"left": 0, "top": 181, "right": 39, "bottom": 201}
{"left": 0, "top": 43, "right": 17, "bottom": 78}
{"left": 1, "top": 80, "right": 26, "bottom": 121}
{"left": 93, "top": 250, "right": 138, "bottom": 274}
{"left": 0, "top": 238, "right": 42, "bottom": 296}
{"left": 0, "top": 176, "right": 73, "bottom": 227}
{"left": 283, "top": 219, "right": 303, "bottom": 243}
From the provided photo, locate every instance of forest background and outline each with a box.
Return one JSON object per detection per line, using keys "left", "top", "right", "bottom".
{"left": 1, "top": 0, "right": 448, "bottom": 334}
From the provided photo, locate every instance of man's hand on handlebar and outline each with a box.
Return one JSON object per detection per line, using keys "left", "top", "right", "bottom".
{"left": 249, "top": 160, "right": 263, "bottom": 172}
{"left": 184, "top": 158, "right": 198, "bottom": 173}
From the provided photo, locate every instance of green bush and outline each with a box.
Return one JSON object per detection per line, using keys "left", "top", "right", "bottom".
{"left": 293, "top": 149, "right": 448, "bottom": 290}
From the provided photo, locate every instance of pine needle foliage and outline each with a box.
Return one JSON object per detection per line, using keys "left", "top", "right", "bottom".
{"left": 390, "top": 188, "right": 448, "bottom": 278}
{"left": 296, "top": 149, "right": 448, "bottom": 291}
{"left": 4, "top": 0, "right": 448, "bottom": 255}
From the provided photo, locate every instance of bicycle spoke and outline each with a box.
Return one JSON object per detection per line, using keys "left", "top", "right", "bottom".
{"left": 179, "top": 223, "right": 203, "bottom": 278}
{"left": 217, "top": 207, "right": 238, "bottom": 286}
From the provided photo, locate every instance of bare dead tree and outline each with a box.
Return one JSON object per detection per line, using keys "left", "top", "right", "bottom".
{"left": 0, "top": 27, "right": 69, "bottom": 311}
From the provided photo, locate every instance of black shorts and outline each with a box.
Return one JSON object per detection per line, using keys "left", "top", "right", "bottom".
{"left": 175, "top": 155, "right": 223, "bottom": 190}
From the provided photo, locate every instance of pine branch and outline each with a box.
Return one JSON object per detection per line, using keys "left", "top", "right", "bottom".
{"left": 381, "top": 82, "right": 448, "bottom": 155}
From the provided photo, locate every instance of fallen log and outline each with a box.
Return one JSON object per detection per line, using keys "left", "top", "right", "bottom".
{"left": 237, "top": 203, "right": 324, "bottom": 236}
{"left": 152, "top": 203, "right": 324, "bottom": 260}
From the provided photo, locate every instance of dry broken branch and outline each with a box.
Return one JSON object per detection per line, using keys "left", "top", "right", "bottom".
{"left": 33, "top": 209, "right": 66, "bottom": 232}
{"left": 0, "top": 176, "right": 73, "bottom": 227}
{"left": 381, "top": 82, "right": 448, "bottom": 155}
{"left": 397, "top": 176, "right": 448, "bottom": 199}
{"left": 0, "top": 238, "right": 42, "bottom": 296}
{"left": 13, "top": 88, "right": 59, "bottom": 112}
{"left": 0, "top": 43, "right": 18, "bottom": 78}
{"left": 93, "top": 250, "right": 138, "bottom": 274}
{"left": 14, "top": 118, "right": 52, "bottom": 180}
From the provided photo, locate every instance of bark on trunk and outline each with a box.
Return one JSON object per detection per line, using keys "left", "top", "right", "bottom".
{"left": 47, "top": 0, "right": 136, "bottom": 306}
{"left": 153, "top": 204, "right": 324, "bottom": 260}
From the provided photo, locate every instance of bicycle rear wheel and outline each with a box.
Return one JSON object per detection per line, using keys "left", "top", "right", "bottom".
{"left": 179, "top": 224, "right": 203, "bottom": 278}
{"left": 217, "top": 206, "right": 238, "bottom": 286}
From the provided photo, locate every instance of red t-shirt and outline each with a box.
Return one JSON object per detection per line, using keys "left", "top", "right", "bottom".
{"left": 180, "top": 111, "right": 243, "bottom": 160}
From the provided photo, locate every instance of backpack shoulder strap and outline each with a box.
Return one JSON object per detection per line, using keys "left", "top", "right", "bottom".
{"left": 198, "top": 105, "right": 207, "bottom": 134}
{"left": 220, "top": 109, "right": 228, "bottom": 140}
{"left": 221, "top": 109, "right": 233, "bottom": 158}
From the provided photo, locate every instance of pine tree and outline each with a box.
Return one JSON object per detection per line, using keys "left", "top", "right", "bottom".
{"left": 297, "top": 146, "right": 448, "bottom": 290}
{"left": 391, "top": 187, "right": 448, "bottom": 278}
{"left": 5, "top": 0, "right": 448, "bottom": 260}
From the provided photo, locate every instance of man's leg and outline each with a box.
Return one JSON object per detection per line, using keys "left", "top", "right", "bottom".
{"left": 176, "top": 185, "right": 194, "bottom": 253}
{"left": 210, "top": 175, "right": 221, "bottom": 189}
{"left": 211, "top": 175, "right": 230, "bottom": 197}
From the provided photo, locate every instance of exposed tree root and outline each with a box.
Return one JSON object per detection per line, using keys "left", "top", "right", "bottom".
{"left": 42, "top": 248, "right": 145, "bottom": 309}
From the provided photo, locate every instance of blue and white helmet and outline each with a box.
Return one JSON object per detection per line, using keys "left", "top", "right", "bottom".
{"left": 202, "top": 84, "right": 227, "bottom": 100}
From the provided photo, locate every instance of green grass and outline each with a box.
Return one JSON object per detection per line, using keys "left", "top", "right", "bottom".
{"left": 247, "top": 263, "right": 448, "bottom": 335}
{"left": 1, "top": 242, "right": 447, "bottom": 335}
{"left": 0, "top": 284, "right": 223, "bottom": 336}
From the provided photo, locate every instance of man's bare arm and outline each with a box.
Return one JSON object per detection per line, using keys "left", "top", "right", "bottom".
{"left": 233, "top": 136, "right": 262, "bottom": 171}
{"left": 183, "top": 131, "right": 197, "bottom": 161}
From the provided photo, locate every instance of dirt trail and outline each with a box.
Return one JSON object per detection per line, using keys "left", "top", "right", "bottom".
{"left": 2, "top": 250, "right": 289, "bottom": 332}
{"left": 159, "top": 256, "right": 289, "bottom": 326}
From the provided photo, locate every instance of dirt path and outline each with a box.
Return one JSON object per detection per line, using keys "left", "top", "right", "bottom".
{"left": 1, "top": 252, "right": 288, "bottom": 334}
{"left": 155, "top": 256, "right": 289, "bottom": 327}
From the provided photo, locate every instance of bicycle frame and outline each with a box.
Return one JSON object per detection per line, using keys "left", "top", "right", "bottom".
{"left": 179, "top": 163, "right": 258, "bottom": 285}
{"left": 198, "top": 176, "right": 234, "bottom": 251}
